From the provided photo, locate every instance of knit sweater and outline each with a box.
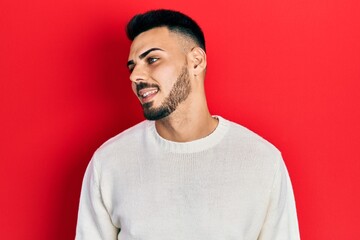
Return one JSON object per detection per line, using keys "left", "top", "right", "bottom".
{"left": 75, "top": 116, "right": 300, "bottom": 239}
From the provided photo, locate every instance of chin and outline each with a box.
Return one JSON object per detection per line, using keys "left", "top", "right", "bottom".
{"left": 143, "top": 104, "right": 173, "bottom": 121}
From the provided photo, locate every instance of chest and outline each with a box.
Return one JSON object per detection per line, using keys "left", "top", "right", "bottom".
{"left": 105, "top": 159, "right": 272, "bottom": 239}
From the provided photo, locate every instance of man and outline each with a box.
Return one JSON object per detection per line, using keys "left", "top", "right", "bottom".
{"left": 76, "top": 9, "right": 300, "bottom": 239}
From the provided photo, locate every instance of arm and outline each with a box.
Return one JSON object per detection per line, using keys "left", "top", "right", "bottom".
{"left": 75, "top": 156, "right": 119, "bottom": 240}
{"left": 258, "top": 155, "right": 300, "bottom": 240}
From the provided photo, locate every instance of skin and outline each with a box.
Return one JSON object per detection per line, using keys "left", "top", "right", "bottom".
{"left": 127, "top": 27, "right": 218, "bottom": 142}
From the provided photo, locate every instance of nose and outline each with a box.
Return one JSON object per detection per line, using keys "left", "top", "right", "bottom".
{"left": 129, "top": 65, "right": 147, "bottom": 83}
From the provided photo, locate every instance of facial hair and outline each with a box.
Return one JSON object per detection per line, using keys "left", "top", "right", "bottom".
{"left": 140, "top": 66, "right": 191, "bottom": 120}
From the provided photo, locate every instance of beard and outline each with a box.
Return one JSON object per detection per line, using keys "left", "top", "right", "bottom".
{"left": 139, "top": 66, "right": 191, "bottom": 120}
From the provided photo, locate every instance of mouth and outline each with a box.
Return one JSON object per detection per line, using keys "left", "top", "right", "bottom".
{"left": 138, "top": 87, "right": 159, "bottom": 103}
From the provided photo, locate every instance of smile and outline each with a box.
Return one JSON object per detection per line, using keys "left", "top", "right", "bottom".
{"left": 138, "top": 88, "right": 159, "bottom": 103}
{"left": 141, "top": 89, "right": 158, "bottom": 98}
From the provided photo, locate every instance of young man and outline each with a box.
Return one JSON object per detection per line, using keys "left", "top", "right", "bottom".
{"left": 76, "top": 9, "right": 300, "bottom": 239}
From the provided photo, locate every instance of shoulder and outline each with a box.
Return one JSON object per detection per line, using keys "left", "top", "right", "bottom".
{"left": 224, "top": 117, "right": 279, "bottom": 149}
{"left": 100, "top": 121, "right": 146, "bottom": 149}
{"left": 91, "top": 121, "right": 147, "bottom": 163}
{"left": 220, "top": 116, "right": 282, "bottom": 166}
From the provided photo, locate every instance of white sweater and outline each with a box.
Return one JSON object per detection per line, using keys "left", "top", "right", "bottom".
{"left": 76, "top": 116, "right": 300, "bottom": 239}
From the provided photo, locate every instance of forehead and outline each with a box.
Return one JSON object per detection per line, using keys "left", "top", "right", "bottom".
{"left": 128, "top": 27, "right": 183, "bottom": 59}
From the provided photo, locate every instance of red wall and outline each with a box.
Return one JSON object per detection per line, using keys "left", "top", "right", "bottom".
{"left": 1, "top": 0, "right": 359, "bottom": 239}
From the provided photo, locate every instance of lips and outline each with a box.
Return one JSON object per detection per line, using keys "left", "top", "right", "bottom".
{"left": 138, "top": 87, "right": 159, "bottom": 103}
{"left": 136, "top": 82, "right": 160, "bottom": 103}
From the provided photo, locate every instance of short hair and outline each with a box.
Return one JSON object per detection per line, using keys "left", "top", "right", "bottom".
{"left": 126, "top": 9, "right": 206, "bottom": 51}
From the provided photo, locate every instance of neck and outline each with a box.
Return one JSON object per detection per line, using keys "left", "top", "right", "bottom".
{"left": 154, "top": 95, "right": 218, "bottom": 142}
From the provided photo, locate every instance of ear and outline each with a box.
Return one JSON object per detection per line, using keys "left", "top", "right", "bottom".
{"left": 188, "top": 47, "right": 207, "bottom": 75}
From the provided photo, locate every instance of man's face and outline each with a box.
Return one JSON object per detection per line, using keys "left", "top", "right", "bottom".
{"left": 127, "top": 27, "right": 191, "bottom": 120}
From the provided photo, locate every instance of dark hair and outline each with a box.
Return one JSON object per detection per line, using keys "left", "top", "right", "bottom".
{"left": 126, "top": 9, "right": 206, "bottom": 51}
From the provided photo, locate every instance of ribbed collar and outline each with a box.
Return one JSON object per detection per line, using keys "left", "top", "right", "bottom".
{"left": 147, "top": 116, "right": 229, "bottom": 153}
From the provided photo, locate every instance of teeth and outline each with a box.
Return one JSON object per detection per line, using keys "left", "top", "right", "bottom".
{"left": 142, "top": 89, "right": 158, "bottom": 98}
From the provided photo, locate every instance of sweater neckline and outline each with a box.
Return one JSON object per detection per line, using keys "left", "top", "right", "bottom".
{"left": 147, "top": 116, "right": 229, "bottom": 153}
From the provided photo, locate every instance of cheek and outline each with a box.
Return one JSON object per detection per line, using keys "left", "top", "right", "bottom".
{"left": 152, "top": 64, "right": 181, "bottom": 90}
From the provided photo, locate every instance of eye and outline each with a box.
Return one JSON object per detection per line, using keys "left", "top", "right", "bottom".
{"left": 147, "top": 57, "right": 159, "bottom": 64}
{"left": 128, "top": 65, "right": 134, "bottom": 73}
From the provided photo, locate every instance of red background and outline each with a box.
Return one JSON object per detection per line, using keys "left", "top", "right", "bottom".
{"left": 1, "top": 0, "right": 359, "bottom": 239}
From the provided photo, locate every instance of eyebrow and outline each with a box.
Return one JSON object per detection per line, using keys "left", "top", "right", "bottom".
{"left": 127, "top": 48, "right": 164, "bottom": 68}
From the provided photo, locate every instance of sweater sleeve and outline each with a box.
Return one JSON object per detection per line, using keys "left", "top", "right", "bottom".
{"left": 258, "top": 154, "right": 301, "bottom": 240}
{"left": 75, "top": 156, "right": 119, "bottom": 240}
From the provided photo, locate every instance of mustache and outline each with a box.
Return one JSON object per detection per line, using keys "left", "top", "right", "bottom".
{"left": 136, "top": 82, "right": 160, "bottom": 92}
